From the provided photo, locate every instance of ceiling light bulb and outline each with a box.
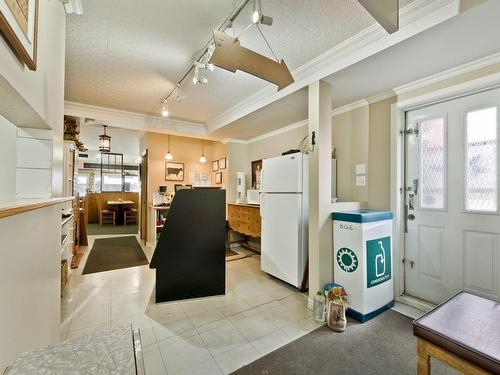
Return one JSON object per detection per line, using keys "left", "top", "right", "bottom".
{"left": 164, "top": 152, "right": 173, "bottom": 160}
{"left": 192, "top": 75, "right": 198, "bottom": 85}
{"left": 252, "top": 0, "right": 261, "bottom": 24}
{"left": 161, "top": 103, "right": 169, "bottom": 117}
{"left": 252, "top": 10, "right": 260, "bottom": 24}
{"left": 199, "top": 155, "right": 207, "bottom": 163}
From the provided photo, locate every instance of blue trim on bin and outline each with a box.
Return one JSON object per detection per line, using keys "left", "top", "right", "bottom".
{"left": 332, "top": 210, "right": 393, "bottom": 223}
{"left": 346, "top": 300, "right": 395, "bottom": 323}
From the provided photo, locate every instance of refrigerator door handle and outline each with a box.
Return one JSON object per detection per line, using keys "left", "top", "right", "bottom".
{"left": 260, "top": 194, "right": 265, "bottom": 218}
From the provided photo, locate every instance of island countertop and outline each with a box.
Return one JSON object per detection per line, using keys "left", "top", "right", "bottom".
{"left": 0, "top": 197, "right": 74, "bottom": 219}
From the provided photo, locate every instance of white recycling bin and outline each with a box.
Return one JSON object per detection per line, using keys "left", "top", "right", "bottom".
{"left": 332, "top": 210, "right": 394, "bottom": 322}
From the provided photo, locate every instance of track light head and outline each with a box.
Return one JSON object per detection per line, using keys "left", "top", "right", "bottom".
{"left": 252, "top": 0, "right": 272, "bottom": 26}
{"left": 161, "top": 103, "right": 169, "bottom": 117}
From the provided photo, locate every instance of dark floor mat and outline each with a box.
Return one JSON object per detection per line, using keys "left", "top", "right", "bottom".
{"left": 82, "top": 236, "right": 148, "bottom": 274}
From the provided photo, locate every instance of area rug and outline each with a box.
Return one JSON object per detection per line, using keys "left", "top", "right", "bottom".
{"left": 82, "top": 236, "right": 148, "bottom": 274}
{"left": 232, "top": 310, "right": 449, "bottom": 375}
{"left": 87, "top": 223, "right": 138, "bottom": 236}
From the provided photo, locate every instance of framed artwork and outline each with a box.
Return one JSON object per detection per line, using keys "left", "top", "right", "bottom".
{"left": 212, "top": 160, "right": 219, "bottom": 172}
{"left": 219, "top": 157, "right": 227, "bottom": 170}
{"left": 215, "top": 172, "right": 222, "bottom": 184}
{"left": 251, "top": 159, "right": 262, "bottom": 188}
{"left": 0, "top": 0, "right": 39, "bottom": 70}
{"left": 165, "top": 162, "right": 184, "bottom": 181}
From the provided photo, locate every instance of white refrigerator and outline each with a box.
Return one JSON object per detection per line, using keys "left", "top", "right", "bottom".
{"left": 260, "top": 152, "right": 308, "bottom": 288}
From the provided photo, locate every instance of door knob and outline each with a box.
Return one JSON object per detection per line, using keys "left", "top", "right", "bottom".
{"left": 408, "top": 214, "right": 415, "bottom": 220}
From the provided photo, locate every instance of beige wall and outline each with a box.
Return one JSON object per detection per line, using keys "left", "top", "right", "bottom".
{"left": 141, "top": 133, "right": 223, "bottom": 201}
{"left": 332, "top": 106, "right": 370, "bottom": 204}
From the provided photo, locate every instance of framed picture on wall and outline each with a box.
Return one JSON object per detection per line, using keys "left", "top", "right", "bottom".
{"left": 251, "top": 159, "right": 262, "bottom": 188}
{"left": 212, "top": 160, "right": 219, "bottom": 172}
{"left": 215, "top": 172, "right": 222, "bottom": 184}
{"left": 219, "top": 157, "right": 227, "bottom": 170}
{"left": 0, "top": 0, "right": 39, "bottom": 70}
{"left": 165, "top": 162, "right": 184, "bottom": 181}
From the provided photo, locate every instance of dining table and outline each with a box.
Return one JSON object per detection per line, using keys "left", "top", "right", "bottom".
{"left": 107, "top": 200, "right": 135, "bottom": 225}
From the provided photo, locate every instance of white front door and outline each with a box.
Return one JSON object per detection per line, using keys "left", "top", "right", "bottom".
{"left": 404, "top": 88, "right": 500, "bottom": 304}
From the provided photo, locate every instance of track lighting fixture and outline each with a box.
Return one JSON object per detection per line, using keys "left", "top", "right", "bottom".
{"left": 252, "top": 0, "right": 273, "bottom": 26}
{"left": 161, "top": 102, "right": 169, "bottom": 117}
{"left": 192, "top": 65, "right": 208, "bottom": 85}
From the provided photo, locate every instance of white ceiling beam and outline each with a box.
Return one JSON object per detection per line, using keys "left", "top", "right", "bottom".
{"left": 64, "top": 101, "right": 209, "bottom": 138}
{"left": 206, "top": 0, "right": 461, "bottom": 133}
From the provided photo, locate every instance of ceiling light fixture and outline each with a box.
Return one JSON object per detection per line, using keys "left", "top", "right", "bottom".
{"left": 161, "top": 102, "right": 169, "bottom": 117}
{"left": 61, "top": 0, "right": 83, "bottom": 15}
{"left": 164, "top": 135, "right": 174, "bottom": 160}
{"left": 192, "top": 65, "right": 208, "bottom": 85}
{"left": 199, "top": 139, "right": 207, "bottom": 163}
{"left": 98, "top": 125, "right": 111, "bottom": 153}
{"left": 252, "top": 0, "right": 273, "bottom": 26}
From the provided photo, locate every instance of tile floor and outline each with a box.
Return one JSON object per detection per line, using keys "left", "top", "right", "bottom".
{"left": 61, "top": 234, "right": 322, "bottom": 375}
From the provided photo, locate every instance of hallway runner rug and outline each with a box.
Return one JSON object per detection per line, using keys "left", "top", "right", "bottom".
{"left": 83, "top": 236, "right": 148, "bottom": 274}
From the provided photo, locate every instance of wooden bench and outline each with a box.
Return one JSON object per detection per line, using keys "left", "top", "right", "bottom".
{"left": 413, "top": 291, "right": 499, "bottom": 374}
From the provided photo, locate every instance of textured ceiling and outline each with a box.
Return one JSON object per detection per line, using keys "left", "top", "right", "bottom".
{"left": 65, "top": 0, "right": 401, "bottom": 123}
{"left": 218, "top": 0, "right": 499, "bottom": 140}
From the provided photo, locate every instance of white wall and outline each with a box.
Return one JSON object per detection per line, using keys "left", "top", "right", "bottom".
{"left": 0, "top": 205, "right": 62, "bottom": 372}
{"left": 0, "top": 116, "right": 17, "bottom": 203}
{"left": 0, "top": 0, "right": 66, "bottom": 197}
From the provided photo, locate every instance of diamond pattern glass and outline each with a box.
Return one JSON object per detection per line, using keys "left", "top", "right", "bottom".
{"left": 465, "top": 107, "right": 498, "bottom": 212}
{"left": 420, "top": 118, "right": 445, "bottom": 209}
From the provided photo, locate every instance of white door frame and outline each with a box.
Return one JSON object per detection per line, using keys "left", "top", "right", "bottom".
{"left": 390, "top": 71, "right": 500, "bottom": 311}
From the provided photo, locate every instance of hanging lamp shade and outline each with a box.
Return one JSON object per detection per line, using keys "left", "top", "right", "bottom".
{"left": 199, "top": 139, "right": 207, "bottom": 163}
{"left": 165, "top": 135, "right": 174, "bottom": 160}
{"left": 99, "top": 125, "right": 111, "bottom": 153}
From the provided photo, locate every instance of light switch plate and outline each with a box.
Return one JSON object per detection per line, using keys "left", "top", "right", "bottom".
{"left": 356, "top": 175, "right": 366, "bottom": 186}
{"left": 355, "top": 164, "right": 366, "bottom": 175}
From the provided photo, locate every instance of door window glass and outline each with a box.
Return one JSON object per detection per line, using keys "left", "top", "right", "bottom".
{"left": 420, "top": 118, "right": 446, "bottom": 209}
{"left": 465, "top": 107, "right": 497, "bottom": 212}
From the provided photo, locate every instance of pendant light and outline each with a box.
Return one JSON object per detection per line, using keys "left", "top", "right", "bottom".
{"left": 199, "top": 139, "right": 207, "bottom": 163}
{"left": 98, "top": 125, "right": 111, "bottom": 153}
{"left": 164, "top": 135, "right": 174, "bottom": 160}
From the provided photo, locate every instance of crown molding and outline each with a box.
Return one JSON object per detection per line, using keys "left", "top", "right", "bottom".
{"left": 206, "top": 0, "right": 460, "bottom": 133}
{"left": 64, "top": 101, "right": 207, "bottom": 136}
{"left": 394, "top": 51, "right": 500, "bottom": 96}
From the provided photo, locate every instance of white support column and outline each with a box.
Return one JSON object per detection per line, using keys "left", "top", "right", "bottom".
{"left": 308, "top": 80, "right": 332, "bottom": 301}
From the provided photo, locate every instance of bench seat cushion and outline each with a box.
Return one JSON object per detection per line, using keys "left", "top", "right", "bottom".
{"left": 413, "top": 291, "right": 500, "bottom": 373}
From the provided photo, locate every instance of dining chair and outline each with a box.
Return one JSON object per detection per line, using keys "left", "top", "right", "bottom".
{"left": 124, "top": 206, "right": 138, "bottom": 225}
{"left": 97, "top": 196, "right": 115, "bottom": 226}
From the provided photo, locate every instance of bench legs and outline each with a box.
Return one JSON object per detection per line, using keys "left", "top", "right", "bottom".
{"left": 417, "top": 337, "right": 490, "bottom": 375}
{"left": 417, "top": 338, "right": 431, "bottom": 375}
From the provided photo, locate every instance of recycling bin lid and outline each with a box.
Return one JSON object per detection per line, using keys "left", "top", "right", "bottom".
{"left": 332, "top": 209, "right": 393, "bottom": 223}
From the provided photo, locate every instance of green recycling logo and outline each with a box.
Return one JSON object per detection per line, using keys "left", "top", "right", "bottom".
{"left": 337, "top": 248, "right": 358, "bottom": 273}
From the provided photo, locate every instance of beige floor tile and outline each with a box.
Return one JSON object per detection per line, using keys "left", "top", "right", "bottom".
{"left": 228, "top": 310, "right": 277, "bottom": 341}
{"left": 142, "top": 345, "right": 168, "bottom": 375}
{"left": 280, "top": 317, "right": 319, "bottom": 340}
{"left": 173, "top": 357, "right": 223, "bottom": 375}
{"left": 160, "top": 334, "right": 213, "bottom": 374}
{"left": 152, "top": 316, "right": 196, "bottom": 342}
{"left": 199, "top": 322, "right": 248, "bottom": 356}
{"left": 214, "top": 342, "right": 261, "bottom": 374}
{"left": 250, "top": 330, "right": 293, "bottom": 355}
{"left": 188, "top": 308, "right": 225, "bottom": 328}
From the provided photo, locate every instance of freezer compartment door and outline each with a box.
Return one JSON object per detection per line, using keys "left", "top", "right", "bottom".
{"left": 262, "top": 153, "right": 303, "bottom": 193}
{"left": 261, "top": 193, "right": 304, "bottom": 287}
